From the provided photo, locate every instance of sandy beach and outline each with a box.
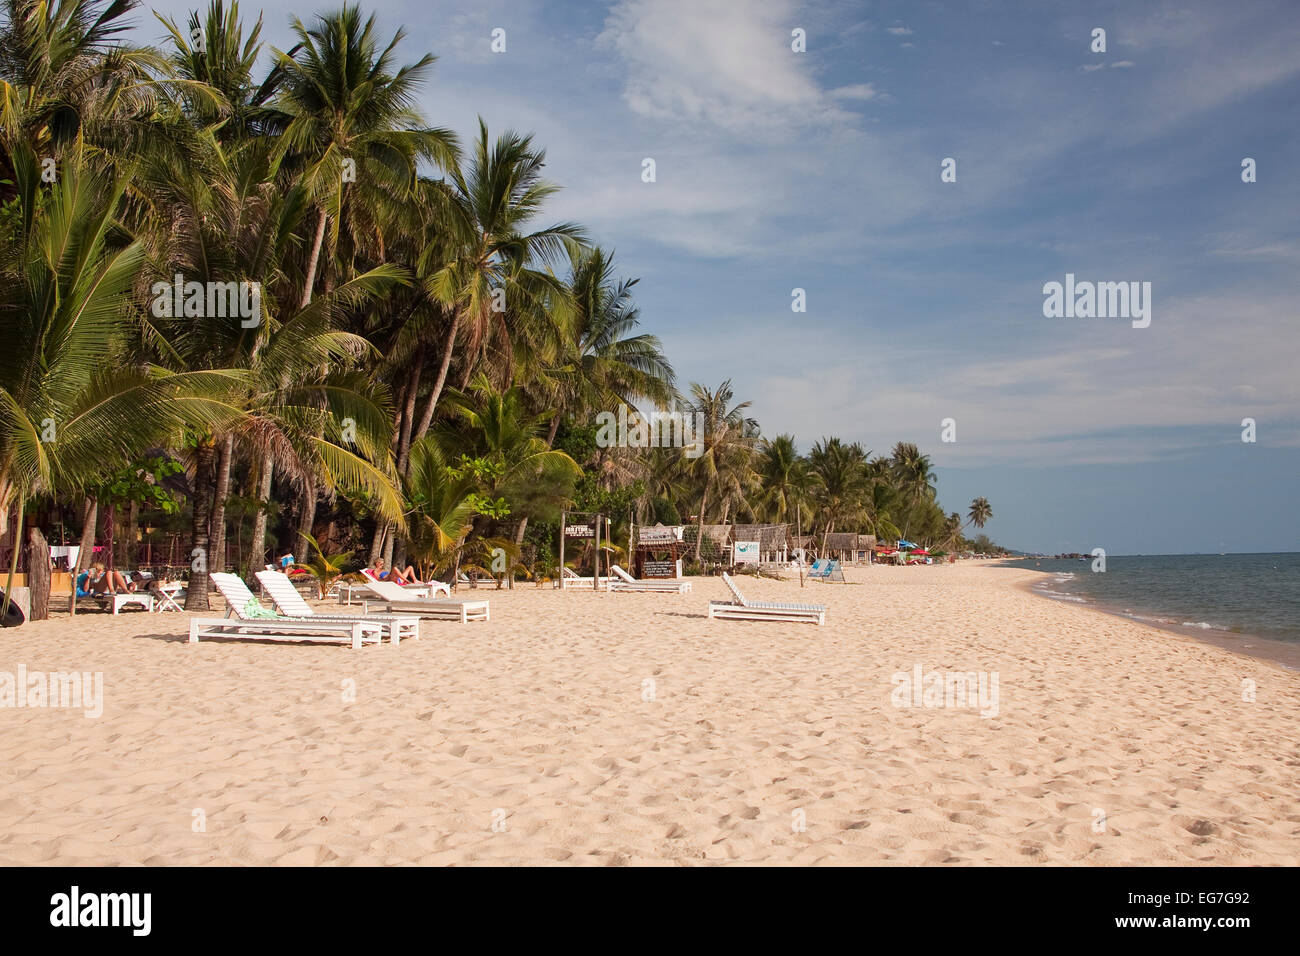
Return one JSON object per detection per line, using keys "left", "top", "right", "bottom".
{"left": 0, "top": 562, "right": 1295, "bottom": 866}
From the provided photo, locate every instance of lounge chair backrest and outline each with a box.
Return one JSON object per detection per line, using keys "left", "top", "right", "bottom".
{"left": 721, "top": 572, "right": 749, "bottom": 606}
{"left": 255, "top": 570, "right": 315, "bottom": 617}
{"left": 209, "top": 572, "right": 263, "bottom": 619}
{"left": 562, "top": 567, "right": 580, "bottom": 578}
{"left": 363, "top": 577, "right": 412, "bottom": 602}
{"left": 611, "top": 564, "right": 637, "bottom": 583}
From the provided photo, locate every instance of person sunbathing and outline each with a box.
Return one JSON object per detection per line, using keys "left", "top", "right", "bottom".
{"left": 370, "top": 558, "right": 421, "bottom": 586}
{"left": 79, "top": 563, "right": 135, "bottom": 595}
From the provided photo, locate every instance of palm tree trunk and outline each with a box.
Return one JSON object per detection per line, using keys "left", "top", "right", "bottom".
{"left": 125, "top": 501, "right": 139, "bottom": 568}
{"left": 396, "top": 353, "right": 423, "bottom": 475}
{"left": 297, "top": 477, "right": 317, "bottom": 553}
{"left": 693, "top": 478, "right": 711, "bottom": 561}
{"left": 368, "top": 523, "right": 386, "bottom": 565}
{"left": 246, "top": 451, "right": 274, "bottom": 575}
{"left": 184, "top": 437, "right": 218, "bottom": 610}
{"left": 75, "top": 497, "right": 97, "bottom": 575}
{"left": 300, "top": 206, "right": 328, "bottom": 309}
{"left": 1, "top": 498, "right": 24, "bottom": 620}
{"left": 415, "top": 311, "right": 459, "bottom": 441}
{"left": 70, "top": 497, "right": 96, "bottom": 617}
{"left": 209, "top": 432, "right": 234, "bottom": 575}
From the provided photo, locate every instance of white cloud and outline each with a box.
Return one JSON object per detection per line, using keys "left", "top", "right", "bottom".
{"left": 596, "top": 0, "right": 863, "bottom": 131}
{"left": 829, "top": 83, "right": 878, "bottom": 100}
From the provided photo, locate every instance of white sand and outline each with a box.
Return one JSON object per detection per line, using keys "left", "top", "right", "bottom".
{"left": 0, "top": 563, "right": 1295, "bottom": 865}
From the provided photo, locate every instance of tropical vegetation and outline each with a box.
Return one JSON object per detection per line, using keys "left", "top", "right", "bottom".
{"left": 0, "top": 0, "right": 1003, "bottom": 617}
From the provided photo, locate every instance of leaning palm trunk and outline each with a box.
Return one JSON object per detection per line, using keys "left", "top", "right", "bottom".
{"left": 395, "top": 355, "right": 423, "bottom": 475}
{"left": 368, "top": 522, "right": 387, "bottom": 565}
{"left": 69, "top": 497, "right": 97, "bottom": 617}
{"left": 415, "top": 312, "right": 459, "bottom": 442}
{"left": 300, "top": 207, "right": 328, "bottom": 309}
{"left": 693, "top": 479, "right": 711, "bottom": 561}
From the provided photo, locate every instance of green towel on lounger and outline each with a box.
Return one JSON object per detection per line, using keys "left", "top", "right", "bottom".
{"left": 243, "top": 599, "right": 279, "bottom": 619}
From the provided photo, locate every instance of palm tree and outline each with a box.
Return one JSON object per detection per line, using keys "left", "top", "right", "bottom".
{"left": 438, "top": 377, "right": 581, "bottom": 530}
{"left": 155, "top": 0, "right": 290, "bottom": 143}
{"left": 684, "top": 380, "right": 758, "bottom": 560}
{"left": 137, "top": 113, "right": 406, "bottom": 606}
{"left": 937, "top": 496, "right": 993, "bottom": 553}
{"left": 402, "top": 437, "right": 477, "bottom": 581}
{"left": 544, "top": 247, "right": 676, "bottom": 433}
{"left": 807, "top": 438, "right": 870, "bottom": 554}
{"left": 0, "top": 145, "right": 234, "bottom": 612}
{"left": 271, "top": 3, "right": 458, "bottom": 308}
{"left": 423, "top": 119, "right": 586, "bottom": 416}
{"left": 890, "top": 441, "right": 936, "bottom": 539}
{"left": 756, "top": 435, "right": 809, "bottom": 525}
{"left": 0, "top": 0, "right": 182, "bottom": 173}
{"left": 515, "top": 246, "right": 675, "bottom": 544}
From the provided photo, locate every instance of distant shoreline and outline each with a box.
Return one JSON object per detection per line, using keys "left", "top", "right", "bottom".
{"left": 1011, "top": 567, "right": 1300, "bottom": 672}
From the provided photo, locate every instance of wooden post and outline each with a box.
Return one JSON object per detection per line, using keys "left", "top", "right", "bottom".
{"left": 26, "top": 525, "right": 50, "bottom": 620}
{"left": 558, "top": 510, "right": 566, "bottom": 590}
{"left": 628, "top": 511, "right": 634, "bottom": 581}
{"left": 797, "top": 508, "right": 804, "bottom": 588}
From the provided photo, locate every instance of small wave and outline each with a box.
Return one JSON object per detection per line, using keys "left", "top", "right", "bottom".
{"left": 1129, "top": 613, "right": 1176, "bottom": 625}
{"left": 1181, "top": 621, "right": 1220, "bottom": 630}
{"left": 1040, "top": 590, "right": 1087, "bottom": 603}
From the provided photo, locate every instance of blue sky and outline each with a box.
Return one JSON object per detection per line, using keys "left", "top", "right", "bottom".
{"left": 139, "top": 0, "right": 1300, "bottom": 554}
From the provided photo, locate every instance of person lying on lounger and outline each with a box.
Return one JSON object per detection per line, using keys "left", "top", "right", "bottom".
{"left": 78, "top": 562, "right": 135, "bottom": 595}
{"left": 369, "top": 558, "right": 421, "bottom": 586}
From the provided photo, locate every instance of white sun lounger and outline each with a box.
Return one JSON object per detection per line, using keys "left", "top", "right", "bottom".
{"left": 255, "top": 570, "right": 420, "bottom": 643}
{"left": 360, "top": 577, "right": 489, "bottom": 623}
{"left": 360, "top": 568, "right": 451, "bottom": 599}
{"left": 560, "top": 567, "right": 610, "bottom": 590}
{"left": 191, "top": 572, "right": 384, "bottom": 648}
{"left": 708, "top": 572, "right": 826, "bottom": 625}
{"left": 69, "top": 583, "right": 154, "bottom": 614}
{"left": 609, "top": 564, "right": 692, "bottom": 593}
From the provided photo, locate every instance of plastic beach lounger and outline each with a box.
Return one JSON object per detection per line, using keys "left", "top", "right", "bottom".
{"left": 707, "top": 572, "right": 826, "bottom": 625}
{"left": 255, "top": 570, "right": 420, "bottom": 643}
{"left": 199, "top": 572, "right": 384, "bottom": 648}
{"left": 360, "top": 578, "right": 489, "bottom": 622}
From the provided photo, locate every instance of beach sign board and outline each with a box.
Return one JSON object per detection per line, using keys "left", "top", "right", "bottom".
{"left": 642, "top": 559, "right": 678, "bottom": 578}
{"left": 565, "top": 524, "right": 595, "bottom": 538}
{"left": 734, "top": 540, "right": 760, "bottom": 564}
